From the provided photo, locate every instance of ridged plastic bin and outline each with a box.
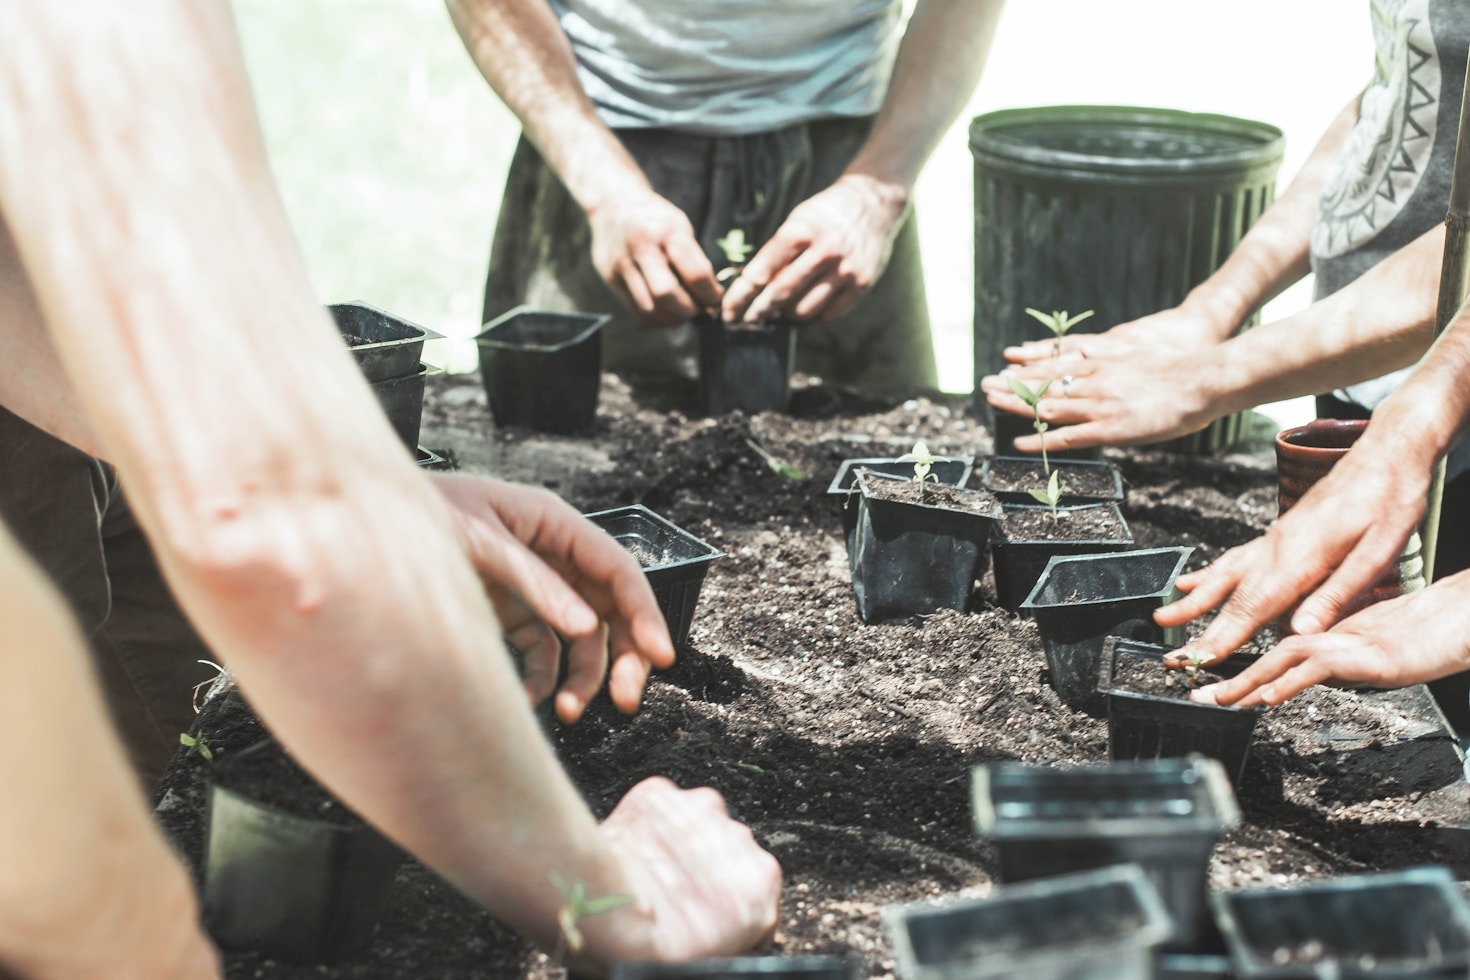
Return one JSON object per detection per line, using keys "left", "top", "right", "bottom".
{"left": 971, "top": 105, "right": 1283, "bottom": 455}
{"left": 584, "top": 504, "right": 722, "bottom": 648}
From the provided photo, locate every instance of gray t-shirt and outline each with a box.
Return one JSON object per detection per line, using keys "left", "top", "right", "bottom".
{"left": 549, "top": 0, "right": 904, "bottom": 134}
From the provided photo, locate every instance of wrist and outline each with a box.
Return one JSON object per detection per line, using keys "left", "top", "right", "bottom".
{"left": 1178, "top": 280, "right": 1254, "bottom": 342}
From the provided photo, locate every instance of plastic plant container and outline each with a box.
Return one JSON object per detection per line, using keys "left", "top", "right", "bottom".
{"left": 367, "top": 363, "right": 435, "bottom": 449}
{"left": 979, "top": 456, "right": 1125, "bottom": 506}
{"left": 991, "top": 501, "right": 1133, "bottom": 611}
{"left": 610, "top": 954, "right": 864, "bottom": 979}
{"left": 992, "top": 409, "right": 1101, "bottom": 462}
{"left": 413, "top": 446, "right": 452, "bottom": 470}
{"left": 1099, "top": 637, "right": 1265, "bottom": 784}
{"left": 330, "top": 301, "right": 440, "bottom": 384}
{"left": 202, "top": 743, "right": 403, "bottom": 963}
{"left": 475, "top": 306, "right": 608, "bottom": 434}
{"left": 696, "top": 316, "right": 796, "bottom": 416}
{"left": 1157, "top": 954, "right": 1232, "bottom": 979}
{"left": 1212, "top": 866, "right": 1470, "bottom": 978}
{"left": 1020, "top": 546, "right": 1193, "bottom": 716}
{"left": 850, "top": 470, "right": 1003, "bottom": 624}
{"left": 584, "top": 504, "right": 723, "bottom": 648}
{"left": 827, "top": 456, "right": 975, "bottom": 569}
{"left": 885, "top": 864, "right": 1172, "bottom": 979}
{"left": 972, "top": 755, "right": 1240, "bottom": 951}
{"left": 969, "top": 105, "right": 1284, "bottom": 455}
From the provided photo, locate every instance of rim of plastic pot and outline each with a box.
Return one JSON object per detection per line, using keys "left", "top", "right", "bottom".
{"left": 1210, "top": 865, "right": 1470, "bottom": 977}
{"left": 971, "top": 755, "right": 1241, "bottom": 840}
{"left": 609, "top": 953, "right": 865, "bottom": 979}
{"left": 1098, "top": 637, "right": 1264, "bottom": 718}
{"left": 583, "top": 503, "right": 725, "bottom": 573}
{"left": 474, "top": 305, "right": 610, "bottom": 352}
{"left": 855, "top": 469, "right": 1003, "bottom": 521}
{"left": 979, "top": 455, "right": 1125, "bottom": 504}
{"left": 825, "top": 456, "right": 976, "bottom": 496}
{"left": 996, "top": 502, "right": 1133, "bottom": 547}
{"left": 968, "top": 105, "right": 1285, "bottom": 186}
{"left": 329, "top": 300, "right": 444, "bottom": 346}
{"left": 884, "top": 864, "right": 1173, "bottom": 979}
{"left": 1273, "top": 418, "right": 1368, "bottom": 458}
{"left": 1019, "top": 546, "right": 1193, "bottom": 612}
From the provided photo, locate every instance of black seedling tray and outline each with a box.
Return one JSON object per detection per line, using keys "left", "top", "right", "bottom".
{"left": 475, "top": 307, "right": 607, "bottom": 434}
{"left": 991, "top": 501, "right": 1134, "bottom": 611}
{"left": 979, "top": 455, "right": 1125, "bottom": 505}
{"left": 610, "top": 954, "right": 864, "bottom": 979}
{"left": 827, "top": 457, "right": 975, "bottom": 569}
{"left": 330, "top": 301, "right": 440, "bottom": 383}
{"left": 368, "top": 363, "right": 433, "bottom": 449}
{"left": 696, "top": 317, "right": 796, "bottom": 416}
{"left": 413, "top": 446, "right": 453, "bottom": 470}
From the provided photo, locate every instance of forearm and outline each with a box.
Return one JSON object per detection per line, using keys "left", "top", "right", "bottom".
{"left": 843, "top": 0, "right": 1004, "bottom": 198}
{"left": 0, "top": 0, "right": 634, "bottom": 951}
{"left": 1179, "top": 95, "right": 1362, "bottom": 340}
{"left": 1362, "top": 296, "right": 1470, "bottom": 462}
{"left": 446, "top": 0, "right": 651, "bottom": 215}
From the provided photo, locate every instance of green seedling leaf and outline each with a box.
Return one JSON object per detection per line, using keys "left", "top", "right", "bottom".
{"left": 549, "top": 870, "right": 635, "bottom": 957}
{"left": 179, "top": 731, "right": 214, "bottom": 762}
{"left": 736, "top": 761, "right": 766, "bottom": 774}
{"left": 1006, "top": 376, "right": 1040, "bottom": 408}
{"left": 896, "top": 439, "right": 951, "bottom": 484}
{"left": 745, "top": 438, "right": 804, "bottom": 480}
{"left": 717, "top": 228, "right": 754, "bottom": 266}
{"left": 1024, "top": 307, "right": 1096, "bottom": 338}
{"left": 1026, "top": 468, "right": 1068, "bottom": 517}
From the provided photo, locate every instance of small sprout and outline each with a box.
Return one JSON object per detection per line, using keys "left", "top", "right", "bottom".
{"left": 1004, "top": 377, "right": 1055, "bottom": 476}
{"left": 716, "top": 228, "right": 754, "bottom": 285}
{"left": 179, "top": 731, "right": 214, "bottom": 762}
{"left": 1025, "top": 307, "right": 1095, "bottom": 356}
{"left": 746, "top": 438, "right": 804, "bottom": 480}
{"left": 735, "top": 761, "right": 766, "bottom": 774}
{"left": 896, "top": 440, "right": 951, "bottom": 485}
{"left": 550, "top": 871, "right": 635, "bottom": 958}
{"left": 1026, "top": 468, "right": 1068, "bottom": 517}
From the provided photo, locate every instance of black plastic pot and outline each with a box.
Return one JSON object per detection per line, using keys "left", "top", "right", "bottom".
{"left": 827, "top": 456, "right": 975, "bottom": 569}
{"left": 1100, "top": 638, "right": 1265, "bottom": 784}
{"left": 413, "top": 446, "right": 453, "bottom": 470}
{"left": 972, "top": 755, "right": 1240, "bottom": 951}
{"left": 610, "top": 954, "right": 863, "bottom": 979}
{"left": 367, "top": 363, "right": 437, "bottom": 449}
{"left": 1020, "top": 546, "right": 1193, "bottom": 716}
{"left": 991, "top": 502, "right": 1133, "bottom": 611}
{"left": 202, "top": 744, "right": 403, "bottom": 963}
{"left": 850, "top": 470, "right": 1003, "bottom": 624}
{"left": 992, "top": 410, "right": 1101, "bottom": 462}
{"left": 1212, "top": 866, "right": 1470, "bottom": 978}
{"left": 584, "top": 504, "right": 723, "bottom": 648}
{"left": 969, "top": 105, "right": 1284, "bottom": 455}
{"left": 696, "top": 315, "right": 796, "bottom": 416}
{"left": 330, "top": 301, "right": 440, "bottom": 384}
{"left": 885, "top": 864, "right": 1172, "bottom": 979}
{"left": 978, "top": 455, "right": 1125, "bottom": 505}
{"left": 1157, "top": 954, "right": 1232, "bottom": 979}
{"left": 475, "top": 306, "right": 608, "bottom": 434}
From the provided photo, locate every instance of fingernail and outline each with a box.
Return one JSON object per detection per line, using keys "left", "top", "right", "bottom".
{"left": 1292, "top": 610, "right": 1322, "bottom": 634}
{"left": 1189, "top": 685, "right": 1219, "bottom": 705}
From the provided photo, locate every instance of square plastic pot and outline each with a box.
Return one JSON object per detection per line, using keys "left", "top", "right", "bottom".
{"left": 991, "top": 409, "right": 1102, "bottom": 462}
{"left": 827, "top": 457, "right": 975, "bottom": 570}
{"left": 1100, "top": 638, "right": 1265, "bottom": 784}
{"left": 585, "top": 504, "right": 723, "bottom": 648}
{"left": 1020, "top": 546, "right": 1193, "bottom": 716}
{"left": 885, "top": 864, "right": 1172, "bottom": 979}
{"left": 696, "top": 316, "right": 796, "bottom": 416}
{"left": 979, "top": 456, "right": 1125, "bottom": 505}
{"left": 330, "top": 301, "right": 440, "bottom": 384}
{"left": 202, "top": 746, "right": 403, "bottom": 963}
{"left": 413, "top": 446, "right": 453, "bottom": 470}
{"left": 991, "top": 502, "right": 1134, "bottom": 611}
{"left": 972, "top": 755, "right": 1240, "bottom": 952}
{"left": 850, "top": 470, "right": 1003, "bottom": 624}
{"left": 368, "top": 363, "right": 437, "bottom": 449}
{"left": 475, "top": 306, "right": 608, "bottom": 434}
{"left": 610, "top": 954, "right": 864, "bottom": 979}
{"left": 1212, "top": 866, "right": 1470, "bottom": 978}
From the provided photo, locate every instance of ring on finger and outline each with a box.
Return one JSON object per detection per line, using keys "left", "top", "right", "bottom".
{"left": 1060, "top": 374, "right": 1074, "bottom": 397}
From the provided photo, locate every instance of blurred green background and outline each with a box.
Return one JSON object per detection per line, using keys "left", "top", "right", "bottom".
{"left": 236, "top": 0, "right": 1368, "bottom": 408}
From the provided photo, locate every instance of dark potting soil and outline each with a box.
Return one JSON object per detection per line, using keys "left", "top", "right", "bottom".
{"left": 341, "top": 333, "right": 373, "bottom": 347}
{"left": 857, "top": 472, "right": 1000, "bottom": 516}
{"left": 983, "top": 457, "right": 1119, "bottom": 499}
{"left": 999, "top": 504, "right": 1128, "bottom": 544}
{"left": 149, "top": 373, "right": 1470, "bottom": 980}
{"left": 1110, "top": 654, "right": 1227, "bottom": 699}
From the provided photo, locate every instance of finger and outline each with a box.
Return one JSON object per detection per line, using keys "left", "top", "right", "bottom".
{"left": 556, "top": 625, "right": 610, "bottom": 723}
{"left": 1009, "top": 419, "right": 1110, "bottom": 454}
{"left": 519, "top": 635, "right": 562, "bottom": 710}
{"left": 1292, "top": 531, "right": 1409, "bottom": 634}
{"left": 471, "top": 533, "right": 602, "bottom": 642}
{"left": 816, "top": 282, "right": 862, "bottom": 322}
{"left": 615, "top": 260, "right": 660, "bottom": 321}
{"left": 1194, "top": 644, "right": 1310, "bottom": 707}
{"left": 607, "top": 642, "right": 654, "bottom": 714}
{"left": 743, "top": 249, "right": 833, "bottom": 323}
{"left": 790, "top": 272, "right": 842, "bottom": 321}
{"left": 633, "top": 246, "right": 700, "bottom": 324}
{"left": 721, "top": 237, "right": 806, "bottom": 322}
{"left": 664, "top": 235, "right": 723, "bottom": 310}
{"left": 1155, "top": 553, "right": 1251, "bottom": 629}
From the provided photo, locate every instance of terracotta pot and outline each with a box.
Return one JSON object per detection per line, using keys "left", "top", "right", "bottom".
{"left": 1273, "top": 419, "right": 1425, "bottom": 625}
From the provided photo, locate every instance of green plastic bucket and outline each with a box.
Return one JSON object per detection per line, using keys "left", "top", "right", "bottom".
{"left": 971, "top": 105, "right": 1284, "bottom": 454}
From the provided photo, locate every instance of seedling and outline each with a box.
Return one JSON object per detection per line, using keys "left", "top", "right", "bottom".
{"left": 716, "top": 228, "right": 754, "bottom": 285}
{"left": 1025, "top": 307, "right": 1095, "bottom": 356}
{"left": 746, "top": 438, "right": 804, "bottom": 480}
{"left": 1027, "top": 468, "right": 1069, "bottom": 517}
{"left": 179, "top": 731, "right": 214, "bottom": 762}
{"left": 1005, "top": 377, "right": 1055, "bottom": 476}
{"left": 1181, "top": 652, "right": 1213, "bottom": 688}
{"left": 896, "top": 440, "right": 951, "bottom": 485}
{"left": 549, "top": 871, "right": 634, "bottom": 960}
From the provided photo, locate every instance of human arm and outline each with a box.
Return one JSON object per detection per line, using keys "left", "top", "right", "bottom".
{"left": 0, "top": 523, "right": 220, "bottom": 980}
{"left": 446, "top": 0, "right": 721, "bottom": 325}
{"left": 979, "top": 221, "right": 1442, "bottom": 453}
{"left": 721, "top": 0, "right": 1005, "bottom": 324}
{"left": 1001, "top": 95, "right": 1362, "bottom": 365}
{"left": 0, "top": 1, "right": 777, "bottom": 968}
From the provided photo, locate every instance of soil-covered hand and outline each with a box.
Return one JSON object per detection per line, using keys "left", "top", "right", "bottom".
{"left": 1190, "top": 568, "right": 1470, "bottom": 707}
{"left": 720, "top": 173, "right": 907, "bottom": 325}
{"left": 1156, "top": 421, "right": 1431, "bottom": 666}
{"left": 978, "top": 345, "right": 1217, "bottom": 453}
{"left": 577, "top": 777, "right": 782, "bottom": 968}
{"left": 431, "top": 475, "right": 675, "bottom": 722}
{"left": 1001, "top": 303, "right": 1228, "bottom": 365}
{"left": 587, "top": 188, "right": 724, "bottom": 326}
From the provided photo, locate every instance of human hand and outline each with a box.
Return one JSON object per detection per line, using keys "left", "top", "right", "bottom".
{"left": 1190, "top": 568, "right": 1470, "bottom": 707}
{"left": 720, "top": 173, "right": 907, "bottom": 324}
{"left": 978, "top": 344, "right": 1216, "bottom": 453}
{"left": 430, "top": 475, "right": 675, "bottom": 722}
{"left": 586, "top": 189, "right": 723, "bottom": 326}
{"left": 1155, "top": 424, "right": 1430, "bottom": 666}
{"left": 1002, "top": 304, "right": 1227, "bottom": 366}
{"left": 579, "top": 776, "right": 782, "bottom": 967}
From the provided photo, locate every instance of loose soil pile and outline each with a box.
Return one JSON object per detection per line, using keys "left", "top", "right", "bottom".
{"left": 154, "top": 372, "right": 1470, "bottom": 979}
